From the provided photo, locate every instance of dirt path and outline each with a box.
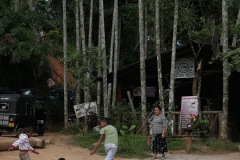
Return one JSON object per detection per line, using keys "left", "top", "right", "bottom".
{"left": 0, "top": 132, "right": 239, "bottom": 160}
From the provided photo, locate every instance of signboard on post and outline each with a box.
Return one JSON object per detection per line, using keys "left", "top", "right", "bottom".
{"left": 73, "top": 102, "right": 98, "bottom": 118}
{"left": 175, "top": 57, "right": 195, "bottom": 78}
{"left": 180, "top": 96, "right": 198, "bottom": 130}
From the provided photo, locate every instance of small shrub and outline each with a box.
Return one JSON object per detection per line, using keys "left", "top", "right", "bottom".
{"left": 120, "top": 125, "right": 136, "bottom": 145}
{"left": 191, "top": 116, "right": 210, "bottom": 137}
{"left": 61, "top": 123, "right": 81, "bottom": 135}
{"left": 110, "top": 101, "right": 139, "bottom": 131}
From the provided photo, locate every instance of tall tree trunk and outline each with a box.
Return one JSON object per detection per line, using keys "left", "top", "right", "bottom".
{"left": 88, "top": 0, "right": 94, "bottom": 47}
{"left": 220, "top": 0, "right": 229, "bottom": 139}
{"left": 232, "top": 8, "right": 240, "bottom": 47}
{"left": 99, "top": 0, "right": 108, "bottom": 117}
{"left": 79, "top": 0, "right": 91, "bottom": 102}
{"left": 97, "top": 27, "right": 102, "bottom": 117}
{"left": 63, "top": 0, "right": 68, "bottom": 128}
{"left": 15, "top": 0, "right": 19, "bottom": 12}
{"left": 74, "top": 0, "right": 81, "bottom": 105}
{"left": 168, "top": 0, "right": 179, "bottom": 135}
{"left": 107, "top": 0, "right": 115, "bottom": 110}
{"left": 138, "top": 0, "right": 147, "bottom": 134}
{"left": 112, "top": 0, "right": 119, "bottom": 108}
{"left": 192, "top": 59, "right": 203, "bottom": 115}
{"left": 160, "top": 8, "right": 165, "bottom": 50}
{"left": 155, "top": 0, "right": 165, "bottom": 114}
{"left": 144, "top": 5, "right": 148, "bottom": 58}
{"left": 27, "top": 0, "right": 35, "bottom": 11}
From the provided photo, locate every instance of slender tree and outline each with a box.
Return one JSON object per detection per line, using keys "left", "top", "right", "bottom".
{"left": 63, "top": 0, "right": 68, "bottom": 128}
{"left": 27, "top": 0, "right": 35, "bottom": 11}
{"left": 107, "top": 0, "right": 115, "bottom": 110}
{"left": 15, "top": 0, "right": 19, "bottom": 12}
{"left": 144, "top": 5, "right": 148, "bottom": 58}
{"left": 112, "top": 0, "right": 119, "bottom": 108}
{"left": 155, "top": 0, "right": 165, "bottom": 114}
{"left": 74, "top": 0, "right": 81, "bottom": 105}
{"left": 88, "top": 0, "right": 94, "bottom": 47}
{"left": 99, "top": 0, "right": 108, "bottom": 117}
{"left": 139, "top": 0, "right": 147, "bottom": 134}
{"left": 220, "top": 0, "right": 229, "bottom": 139}
{"left": 79, "top": 0, "right": 91, "bottom": 103}
{"left": 232, "top": 7, "right": 240, "bottom": 47}
{"left": 97, "top": 26, "right": 102, "bottom": 117}
{"left": 168, "top": 0, "right": 179, "bottom": 134}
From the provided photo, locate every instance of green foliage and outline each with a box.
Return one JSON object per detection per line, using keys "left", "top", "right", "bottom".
{"left": 120, "top": 125, "right": 137, "bottom": 136}
{"left": 74, "top": 131, "right": 150, "bottom": 158}
{"left": 67, "top": 45, "right": 101, "bottom": 88}
{"left": 73, "top": 131, "right": 239, "bottom": 158}
{"left": 191, "top": 116, "right": 210, "bottom": 137}
{"left": 61, "top": 123, "right": 81, "bottom": 135}
{"left": 119, "top": 125, "right": 137, "bottom": 145}
{"left": 117, "top": 134, "right": 150, "bottom": 158}
{"left": 110, "top": 101, "right": 139, "bottom": 131}
{"left": 0, "top": 0, "right": 53, "bottom": 62}
{"left": 216, "top": 48, "right": 240, "bottom": 73}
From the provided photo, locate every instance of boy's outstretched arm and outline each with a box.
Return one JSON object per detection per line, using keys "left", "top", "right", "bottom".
{"left": 90, "top": 134, "right": 105, "bottom": 155}
{"left": 32, "top": 150, "right": 39, "bottom": 154}
{"left": 9, "top": 139, "right": 20, "bottom": 151}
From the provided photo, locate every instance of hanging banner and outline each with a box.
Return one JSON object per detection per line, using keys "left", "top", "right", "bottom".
{"left": 180, "top": 96, "right": 198, "bottom": 130}
{"left": 175, "top": 57, "right": 195, "bottom": 78}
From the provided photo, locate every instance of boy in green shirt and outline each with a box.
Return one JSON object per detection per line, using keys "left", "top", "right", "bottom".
{"left": 90, "top": 117, "right": 118, "bottom": 160}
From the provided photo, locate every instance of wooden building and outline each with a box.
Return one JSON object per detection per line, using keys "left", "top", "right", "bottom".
{"left": 106, "top": 43, "right": 240, "bottom": 141}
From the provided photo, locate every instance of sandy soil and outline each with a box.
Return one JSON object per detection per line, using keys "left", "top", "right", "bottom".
{"left": 0, "top": 132, "right": 240, "bottom": 160}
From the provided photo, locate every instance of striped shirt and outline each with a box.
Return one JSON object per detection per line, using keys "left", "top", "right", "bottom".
{"left": 148, "top": 114, "right": 167, "bottom": 135}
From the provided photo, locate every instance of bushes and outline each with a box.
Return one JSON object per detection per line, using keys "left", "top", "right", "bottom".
{"left": 110, "top": 101, "right": 139, "bottom": 132}
{"left": 74, "top": 131, "right": 151, "bottom": 158}
{"left": 71, "top": 130, "right": 240, "bottom": 158}
{"left": 61, "top": 123, "right": 81, "bottom": 134}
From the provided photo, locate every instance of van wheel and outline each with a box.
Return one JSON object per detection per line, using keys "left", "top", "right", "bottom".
{"left": 16, "top": 128, "right": 24, "bottom": 137}
{"left": 0, "top": 132, "right": 2, "bottom": 136}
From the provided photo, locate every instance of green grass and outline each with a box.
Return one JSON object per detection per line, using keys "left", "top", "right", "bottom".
{"left": 167, "top": 138, "right": 186, "bottom": 150}
{"left": 71, "top": 131, "right": 239, "bottom": 158}
{"left": 117, "top": 134, "right": 150, "bottom": 158}
{"left": 73, "top": 131, "right": 151, "bottom": 158}
{"left": 191, "top": 138, "right": 239, "bottom": 153}
{"left": 204, "top": 138, "right": 239, "bottom": 152}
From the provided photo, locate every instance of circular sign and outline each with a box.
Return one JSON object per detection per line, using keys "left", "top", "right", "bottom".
{"left": 175, "top": 58, "right": 195, "bottom": 78}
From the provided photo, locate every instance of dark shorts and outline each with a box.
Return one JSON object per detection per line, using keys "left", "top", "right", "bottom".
{"left": 151, "top": 133, "right": 168, "bottom": 154}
